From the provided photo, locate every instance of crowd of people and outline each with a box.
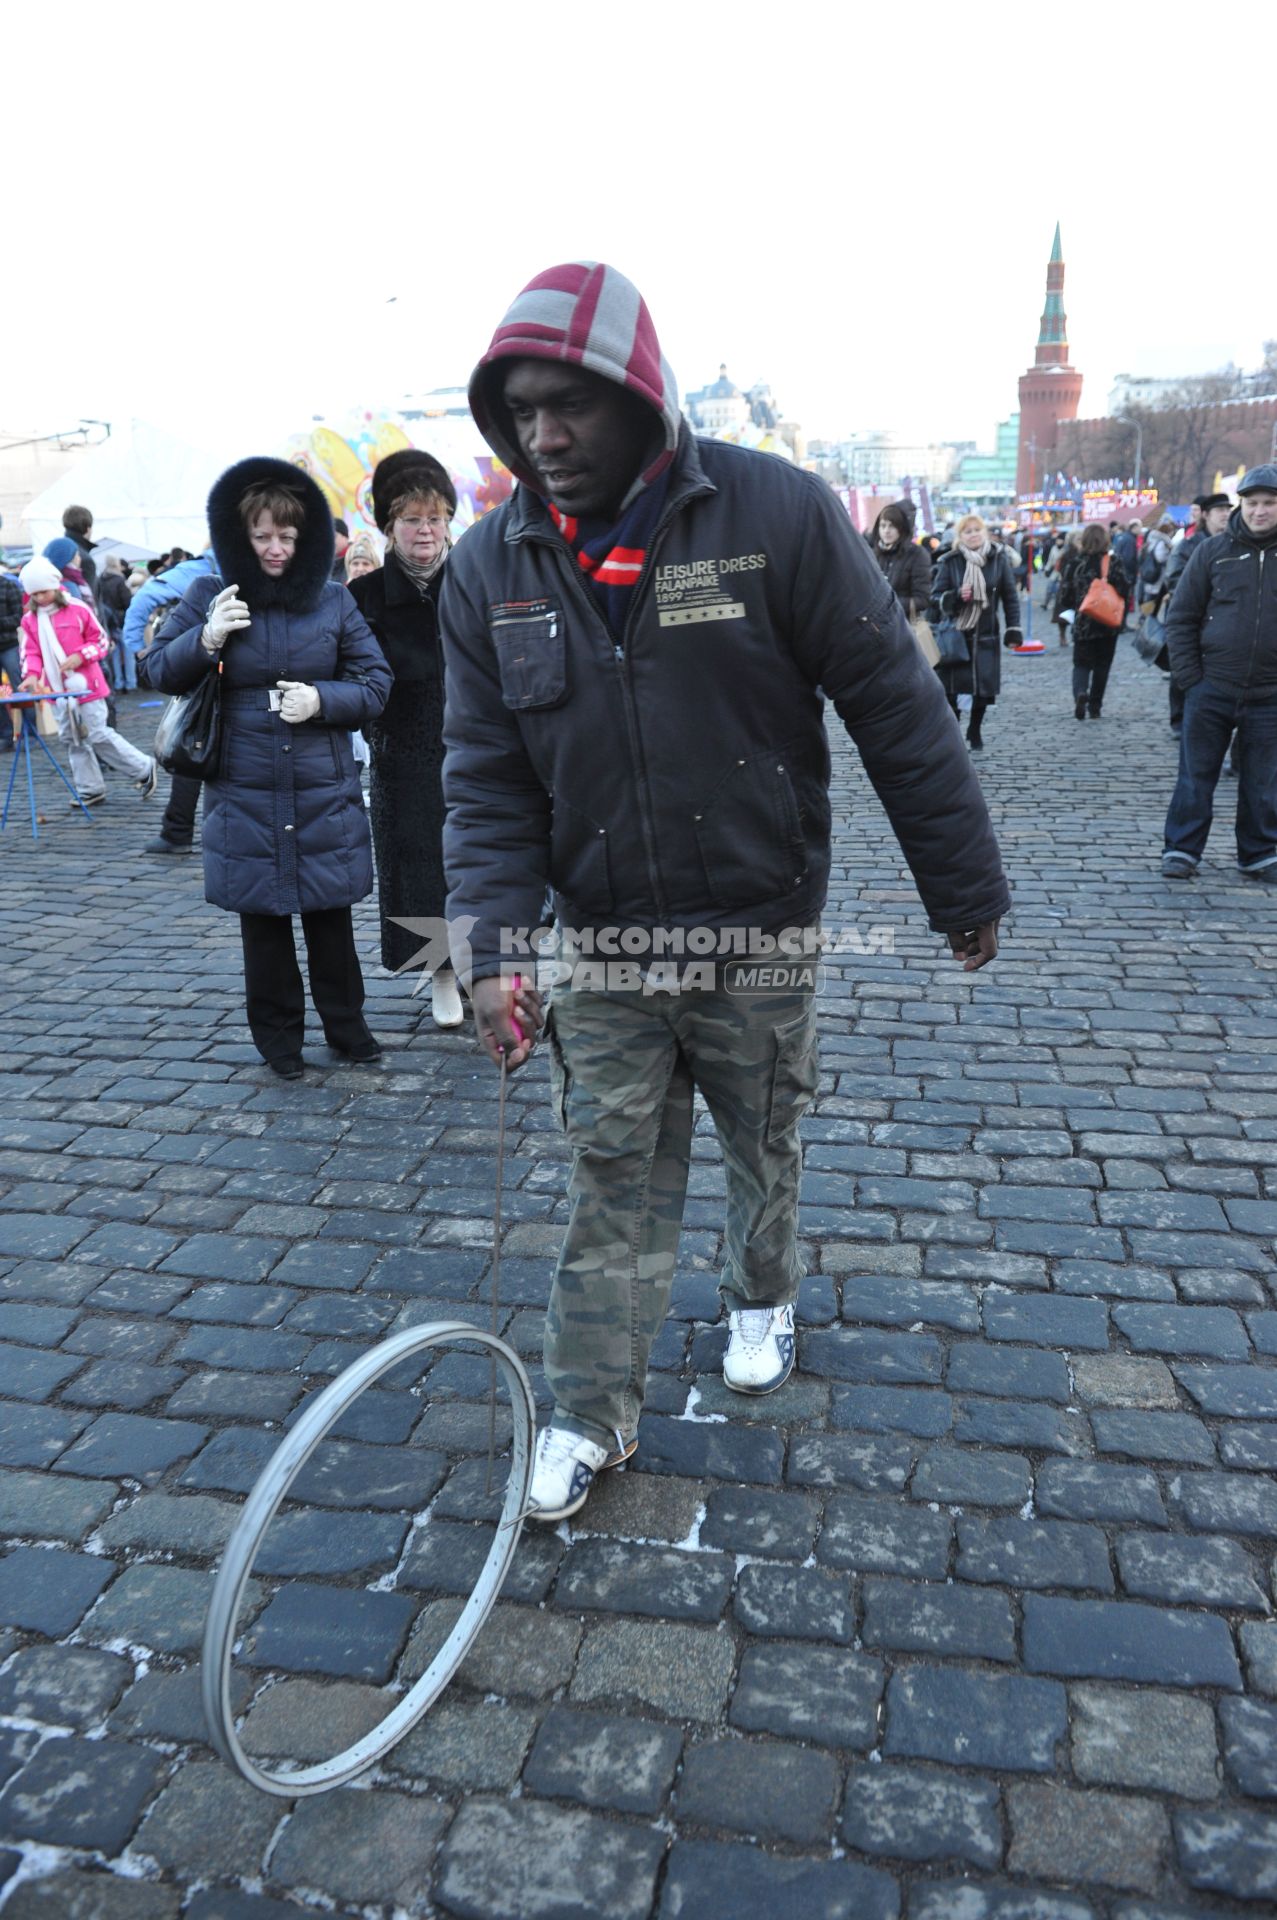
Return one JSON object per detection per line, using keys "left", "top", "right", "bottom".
{"left": 2, "top": 260, "right": 1274, "bottom": 1519}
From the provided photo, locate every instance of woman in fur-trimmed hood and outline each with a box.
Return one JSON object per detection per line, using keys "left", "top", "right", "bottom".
{"left": 146, "top": 455, "right": 393, "bottom": 1077}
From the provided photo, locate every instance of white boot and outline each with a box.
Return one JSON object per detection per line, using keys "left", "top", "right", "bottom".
{"left": 430, "top": 970, "right": 464, "bottom": 1029}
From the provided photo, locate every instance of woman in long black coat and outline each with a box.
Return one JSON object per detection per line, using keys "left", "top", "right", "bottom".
{"left": 868, "top": 503, "right": 933, "bottom": 618}
{"left": 930, "top": 513, "right": 1022, "bottom": 752}
{"left": 1056, "top": 521, "right": 1129, "bottom": 720}
{"left": 148, "top": 456, "right": 392, "bottom": 1077}
{"left": 349, "top": 451, "right": 462, "bottom": 1027}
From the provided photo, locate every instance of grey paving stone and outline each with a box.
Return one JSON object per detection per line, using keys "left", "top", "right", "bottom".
{"left": 84, "top": 1564, "right": 254, "bottom": 1656}
{"left": 52, "top": 1410, "right": 207, "bottom": 1482}
{"left": 911, "top": 1444, "right": 1031, "bottom": 1508}
{"left": 555, "top": 1536, "right": 733, "bottom": 1622}
{"left": 133, "top": 1760, "right": 280, "bottom": 1880}
{"left": 1220, "top": 1697, "right": 1277, "bottom": 1800}
{"left": 109, "top": 1664, "right": 251, "bottom": 1745}
{"left": 0, "top": 1401, "right": 89, "bottom": 1469}
{"left": 983, "top": 1291, "right": 1110, "bottom": 1349}
{"left": 406, "top": 1599, "right": 583, "bottom": 1697}
{"left": 576, "top": 1468, "right": 705, "bottom": 1542}
{"left": 659, "top": 1839, "right": 899, "bottom": 1920}
{"left": 787, "top": 1431, "right": 915, "bottom": 1491}
{"left": 389, "top": 1698, "right": 537, "bottom": 1790}
{"left": 1114, "top": 1302, "right": 1249, "bottom": 1361}
{"left": 731, "top": 1642, "right": 882, "bottom": 1748}
{"left": 884, "top": 1664, "right": 1066, "bottom": 1772}
{"left": 1071, "top": 1683, "right": 1220, "bottom": 1800}
{"left": 0, "top": 1465, "right": 117, "bottom": 1542}
{"left": 1241, "top": 1620, "right": 1277, "bottom": 1696}
{"left": 525, "top": 1704, "right": 681, "bottom": 1815}
{"left": 434, "top": 1797, "right": 665, "bottom": 1920}
{"left": 631, "top": 1412, "right": 784, "bottom": 1483}
{"left": 832, "top": 1384, "right": 952, "bottom": 1437}
{"left": 235, "top": 1676, "right": 385, "bottom": 1762}
{"left": 1071, "top": 1353, "right": 1178, "bottom": 1408}
{"left": 956, "top": 1515, "right": 1113, "bottom": 1592}
{"left": 270, "top": 1787, "right": 449, "bottom": 1909}
{"left": 734, "top": 1561, "right": 853, "bottom": 1641}
{"left": 946, "top": 1341, "right": 1070, "bottom": 1401}
{"left": 1118, "top": 1531, "right": 1268, "bottom": 1609}
{"left": 0, "top": 1735, "right": 166, "bottom": 1853}
{"left": 183, "top": 1893, "right": 300, "bottom": 1920}
{"left": 0, "top": 1644, "right": 131, "bottom": 1726}
{"left": 97, "top": 1490, "right": 238, "bottom": 1554}
{"left": 158, "top": 1232, "right": 286, "bottom": 1281}
{"left": 953, "top": 1396, "right": 1089, "bottom": 1455}
{"left": 246, "top": 1580, "right": 415, "bottom": 1682}
{"left": 1023, "top": 1594, "right": 1242, "bottom": 1689}
{"left": 841, "top": 1762, "right": 1001, "bottom": 1867}
{"left": 1037, "top": 1461, "right": 1168, "bottom": 1526}
{"left": 699, "top": 1485, "right": 819, "bottom": 1558}
{"left": 2, "top": 1874, "right": 179, "bottom": 1919}
{"left": 399, "top": 1514, "right": 562, "bottom": 1605}
{"left": 1170, "top": 1469, "right": 1277, "bottom": 1538}
{"left": 0, "top": 1342, "right": 85, "bottom": 1400}
{"left": 0, "top": 1544, "right": 115, "bottom": 1632}
{"left": 251, "top": 1506, "right": 408, "bottom": 1577}
{"left": 288, "top": 1436, "right": 448, "bottom": 1511}
{"left": 1007, "top": 1782, "right": 1167, "bottom": 1894}
{"left": 840, "top": 1272, "right": 979, "bottom": 1332}
{"left": 571, "top": 1618, "right": 735, "bottom": 1721}
{"left": 1090, "top": 1405, "right": 1213, "bottom": 1459}
{"left": 1176, "top": 1364, "right": 1277, "bottom": 1419}
{"left": 0, "top": 1216, "right": 92, "bottom": 1260}
{"left": 913, "top": 1883, "right": 1101, "bottom": 1920}
{"left": 677, "top": 1734, "right": 839, "bottom": 1846}
{"left": 1176, "top": 1808, "right": 1277, "bottom": 1902}
{"left": 819, "top": 1492, "right": 951, "bottom": 1576}
{"left": 802, "top": 1326, "right": 943, "bottom": 1383}
{"left": 862, "top": 1576, "right": 1015, "bottom": 1660}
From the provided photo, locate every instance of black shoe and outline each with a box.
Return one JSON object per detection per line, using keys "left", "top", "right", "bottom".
{"left": 1074, "top": 696, "right": 1087, "bottom": 720}
{"left": 967, "top": 731, "right": 984, "bottom": 752}
{"left": 267, "top": 1054, "right": 305, "bottom": 1079}
{"left": 144, "top": 836, "right": 193, "bottom": 855}
{"left": 1089, "top": 707, "right": 1103, "bottom": 719}
{"left": 332, "top": 1034, "right": 383, "bottom": 1063}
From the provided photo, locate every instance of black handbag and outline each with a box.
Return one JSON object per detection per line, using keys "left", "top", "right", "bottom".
{"left": 933, "top": 619, "right": 969, "bottom": 665}
{"left": 154, "top": 662, "right": 222, "bottom": 778}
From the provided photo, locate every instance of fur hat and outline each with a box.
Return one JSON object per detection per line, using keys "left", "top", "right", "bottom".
{"left": 20, "top": 556, "right": 63, "bottom": 596}
{"left": 371, "top": 451, "right": 456, "bottom": 532}
{"left": 207, "top": 455, "right": 336, "bottom": 615}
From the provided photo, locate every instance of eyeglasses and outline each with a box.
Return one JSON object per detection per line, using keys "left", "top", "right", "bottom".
{"left": 397, "top": 516, "right": 448, "bottom": 533}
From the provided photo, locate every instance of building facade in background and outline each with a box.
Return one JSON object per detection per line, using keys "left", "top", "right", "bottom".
{"left": 1016, "top": 224, "right": 1083, "bottom": 497}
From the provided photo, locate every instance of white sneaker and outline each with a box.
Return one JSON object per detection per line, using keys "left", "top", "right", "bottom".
{"left": 430, "top": 971, "right": 464, "bottom": 1029}
{"left": 723, "top": 1303, "right": 796, "bottom": 1394}
{"left": 526, "top": 1425, "right": 636, "bottom": 1523}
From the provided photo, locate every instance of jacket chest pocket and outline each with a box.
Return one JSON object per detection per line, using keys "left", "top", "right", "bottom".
{"left": 490, "top": 602, "right": 567, "bottom": 710}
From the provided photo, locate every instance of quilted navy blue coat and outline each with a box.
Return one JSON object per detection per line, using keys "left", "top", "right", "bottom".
{"left": 146, "top": 457, "right": 392, "bottom": 916}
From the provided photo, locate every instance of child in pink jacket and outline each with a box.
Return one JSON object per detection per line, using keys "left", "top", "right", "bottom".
{"left": 19, "top": 556, "right": 156, "bottom": 807}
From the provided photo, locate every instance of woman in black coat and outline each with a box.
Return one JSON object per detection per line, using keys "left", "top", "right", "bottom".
{"left": 148, "top": 456, "right": 392, "bottom": 1077}
{"left": 349, "top": 451, "right": 462, "bottom": 1028}
{"left": 930, "top": 513, "right": 1022, "bottom": 752}
{"left": 1056, "top": 521, "right": 1129, "bottom": 720}
{"left": 869, "top": 503, "right": 932, "bottom": 618}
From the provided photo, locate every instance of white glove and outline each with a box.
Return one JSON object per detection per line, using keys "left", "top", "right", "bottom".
{"left": 277, "top": 680, "right": 321, "bottom": 724}
{"left": 202, "top": 584, "right": 251, "bottom": 653}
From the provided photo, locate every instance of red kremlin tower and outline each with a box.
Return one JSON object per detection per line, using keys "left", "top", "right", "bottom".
{"left": 1016, "top": 223, "right": 1083, "bottom": 498}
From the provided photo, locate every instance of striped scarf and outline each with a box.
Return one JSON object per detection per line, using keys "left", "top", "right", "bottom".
{"left": 549, "top": 467, "right": 670, "bottom": 640}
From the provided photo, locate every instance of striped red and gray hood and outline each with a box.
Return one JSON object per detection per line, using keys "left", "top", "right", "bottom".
{"left": 468, "top": 261, "right": 682, "bottom": 497}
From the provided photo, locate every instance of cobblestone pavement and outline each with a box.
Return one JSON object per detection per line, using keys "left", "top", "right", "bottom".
{"left": 1, "top": 632, "right": 1276, "bottom": 1920}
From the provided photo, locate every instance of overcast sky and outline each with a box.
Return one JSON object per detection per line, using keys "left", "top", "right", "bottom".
{"left": 6, "top": 3, "right": 1272, "bottom": 458}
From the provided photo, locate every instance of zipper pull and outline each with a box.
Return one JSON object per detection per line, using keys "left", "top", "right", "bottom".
{"left": 614, "top": 644, "right": 624, "bottom": 663}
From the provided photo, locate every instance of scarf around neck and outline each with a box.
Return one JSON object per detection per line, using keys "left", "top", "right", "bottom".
{"left": 549, "top": 467, "right": 671, "bottom": 641}
{"left": 957, "top": 542, "right": 992, "bottom": 631}
{"left": 393, "top": 542, "right": 449, "bottom": 596}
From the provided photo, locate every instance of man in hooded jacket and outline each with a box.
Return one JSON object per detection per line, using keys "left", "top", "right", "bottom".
{"left": 440, "top": 262, "right": 1011, "bottom": 1521}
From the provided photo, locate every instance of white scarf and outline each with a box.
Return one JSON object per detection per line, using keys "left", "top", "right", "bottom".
{"left": 34, "top": 608, "right": 88, "bottom": 728}
{"left": 957, "top": 542, "right": 992, "bottom": 632}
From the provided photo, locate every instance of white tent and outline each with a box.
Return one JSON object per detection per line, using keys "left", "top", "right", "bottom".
{"left": 22, "top": 419, "right": 238, "bottom": 554}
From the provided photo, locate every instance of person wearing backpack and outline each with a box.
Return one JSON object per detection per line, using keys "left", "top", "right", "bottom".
{"left": 1056, "top": 523, "right": 1129, "bottom": 719}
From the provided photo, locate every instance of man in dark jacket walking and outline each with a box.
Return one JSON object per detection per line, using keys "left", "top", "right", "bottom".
{"left": 1159, "top": 493, "right": 1231, "bottom": 732}
{"left": 1162, "top": 465, "right": 1277, "bottom": 879}
{"left": 441, "top": 261, "right": 1010, "bottom": 1521}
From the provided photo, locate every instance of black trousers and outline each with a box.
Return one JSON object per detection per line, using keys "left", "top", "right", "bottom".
{"left": 160, "top": 772, "right": 202, "bottom": 845}
{"left": 1072, "top": 637, "right": 1118, "bottom": 715}
{"left": 239, "top": 907, "right": 370, "bottom": 1061}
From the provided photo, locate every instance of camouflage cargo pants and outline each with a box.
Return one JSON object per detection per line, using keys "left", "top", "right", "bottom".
{"left": 544, "top": 971, "right": 818, "bottom": 1450}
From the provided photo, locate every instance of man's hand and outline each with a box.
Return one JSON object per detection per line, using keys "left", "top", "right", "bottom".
{"left": 277, "top": 681, "right": 321, "bottom": 724}
{"left": 945, "top": 920, "right": 1000, "bottom": 972}
{"left": 471, "top": 974, "right": 544, "bottom": 1070}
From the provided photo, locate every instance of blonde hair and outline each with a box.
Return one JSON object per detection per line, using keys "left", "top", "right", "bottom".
{"left": 955, "top": 513, "right": 986, "bottom": 543}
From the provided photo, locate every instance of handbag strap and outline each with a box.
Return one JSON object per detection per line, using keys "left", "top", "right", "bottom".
{"left": 1100, "top": 555, "right": 1110, "bottom": 581}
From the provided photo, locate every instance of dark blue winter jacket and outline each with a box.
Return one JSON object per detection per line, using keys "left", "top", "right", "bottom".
{"left": 1165, "top": 507, "right": 1277, "bottom": 694}
{"left": 146, "top": 457, "right": 392, "bottom": 916}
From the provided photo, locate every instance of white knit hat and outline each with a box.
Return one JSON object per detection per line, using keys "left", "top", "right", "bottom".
{"left": 20, "top": 556, "right": 63, "bottom": 596}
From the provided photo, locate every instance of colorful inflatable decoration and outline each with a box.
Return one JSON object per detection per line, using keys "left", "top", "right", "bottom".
{"left": 287, "top": 412, "right": 512, "bottom": 536}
